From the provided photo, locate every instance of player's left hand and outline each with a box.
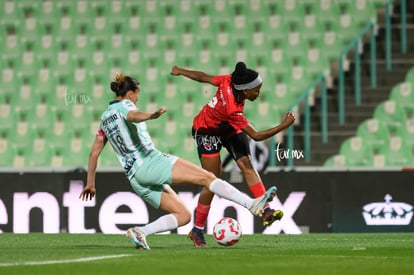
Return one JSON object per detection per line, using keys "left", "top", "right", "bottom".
{"left": 79, "top": 186, "right": 96, "bottom": 201}
{"left": 170, "top": 65, "right": 180, "bottom": 76}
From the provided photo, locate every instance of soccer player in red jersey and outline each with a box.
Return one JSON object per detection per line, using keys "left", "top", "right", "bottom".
{"left": 170, "top": 62, "right": 295, "bottom": 247}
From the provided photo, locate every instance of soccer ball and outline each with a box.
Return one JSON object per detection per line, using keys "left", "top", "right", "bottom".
{"left": 213, "top": 217, "right": 242, "bottom": 246}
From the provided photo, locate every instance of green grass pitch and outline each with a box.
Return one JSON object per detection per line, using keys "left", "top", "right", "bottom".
{"left": 1, "top": 233, "right": 413, "bottom": 274}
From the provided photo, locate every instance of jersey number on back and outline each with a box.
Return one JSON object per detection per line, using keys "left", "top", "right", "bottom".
{"left": 110, "top": 133, "right": 128, "bottom": 154}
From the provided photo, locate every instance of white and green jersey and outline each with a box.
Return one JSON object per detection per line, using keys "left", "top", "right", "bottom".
{"left": 99, "top": 99, "right": 155, "bottom": 177}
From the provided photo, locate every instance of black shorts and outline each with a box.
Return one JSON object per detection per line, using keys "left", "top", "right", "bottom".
{"left": 192, "top": 128, "right": 250, "bottom": 160}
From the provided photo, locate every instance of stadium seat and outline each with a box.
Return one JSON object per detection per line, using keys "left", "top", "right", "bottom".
{"left": 336, "top": 2, "right": 374, "bottom": 45}
{"left": 0, "top": 130, "right": 13, "bottom": 167}
{"left": 286, "top": 0, "right": 308, "bottom": 21}
{"left": 11, "top": 127, "right": 34, "bottom": 152}
{"left": 356, "top": 118, "right": 390, "bottom": 154}
{"left": 320, "top": 20, "right": 345, "bottom": 63}
{"left": 98, "top": 145, "right": 119, "bottom": 167}
{"left": 60, "top": 131, "right": 90, "bottom": 168}
{"left": 0, "top": 94, "right": 16, "bottom": 132}
{"left": 389, "top": 82, "right": 414, "bottom": 118}
{"left": 90, "top": 5, "right": 112, "bottom": 40}
{"left": 31, "top": 95, "right": 53, "bottom": 131}
{"left": 323, "top": 154, "right": 346, "bottom": 167}
{"left": 35, "top": 58, "right": 55, "bottom": 96}
{"left": 49, "top": 76, "right": 69, "bottom": 112}
{"left": 299, "top": 2, "right": 325, "bottom": 41}
{"left": 370, "top": 0, "right": 389, "bottom": 8}
{"left": 303, "top": 39, "right": 331, "bottom": 80}
{"left": 339, "top": 136, "right": 374, "bottom": 166}
{"left": 284, "top": 21, "right": 306, "bottom": 59}
{"left": 177, "top": 130, "right": 199, "bottom": 165}
{"left": 268, "top": 74, "right": 297, "bottom": 111}
{"left": 53, "top": 40, "right": 74, "bottom": 79}
{"left": 54, "top": 4, "right": 77, "bottom": 39}
{"left": 290, "top": 57, "right": 312, "bottom": 95}
{"left": 14, "top": 77, "right": 37, "bottom": 112}
{"left": 29, "top": 130, "right": 53, "bottom": 167}
{"left": 405, "top": 67, "right": 414, "bottom": 85}
{"left": 49, "top": 111, "right": 73, "bottom": 150}
{"left": 13, "top": 147, "right": 29, "bottom": 168}
{"left": 247, "top": 93, "right": 284, "bottom": 131}
{"left": 373, "top": 100, "right": 407, "bottom": 135}
{"left": 1, "top": 24, "right": 21, "bottom": 60}
{"left": 38, "top": 0, "right": 59, "bottom": 25}
{"left": 261, "top": 2, "right": 287, "bottom": 41}
{"left": 383, "top": 136, "right": 413, "bottom": 167}
{"left": 1, "top": 0, "right": 22, "bottom": 26}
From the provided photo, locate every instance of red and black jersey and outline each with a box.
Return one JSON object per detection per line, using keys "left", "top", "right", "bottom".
{"left": 193, "top": 75, "right": 249, "bottom": 135}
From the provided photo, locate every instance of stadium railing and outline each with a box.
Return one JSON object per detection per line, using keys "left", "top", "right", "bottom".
{"left": 269, "top": 0, "right": 407, "bottom": 167}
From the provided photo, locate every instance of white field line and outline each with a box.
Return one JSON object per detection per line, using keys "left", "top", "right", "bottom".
{"left": 0, "top": 254, "right": 132, "bottom": 267}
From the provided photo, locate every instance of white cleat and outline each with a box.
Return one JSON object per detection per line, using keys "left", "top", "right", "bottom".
{"left": 126, "top": 228, "right": 150, "bottom": 250}
{"left": 249, "top": 186, "right": 278, "bottom": 217}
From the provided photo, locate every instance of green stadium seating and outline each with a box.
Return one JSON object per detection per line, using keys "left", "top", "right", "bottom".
{"left": 373, "top": 100, "right": 407, "bottom": 135}
{"left": 339, "top": 136, "right": 374, "bottom": 166}
{"left": 383, "top": 136, "right": 413, "bottom": 167}
{"left": 403, "top": 119, "right": 414, "bottom": 156}
{"left": 356, "top": 118, "right": 390, "bottom": 154}
{"left": 11, "top": 111, "right": 34, "bottom": 151}
{"left": 389, "top": 82, "right": 414, "bottom": 118}
{"left": 48, "top": 111, "right": 73, "bottom": 150}
{"left": 0, "top": 0, "right": 386, "bottom": 168}
{"left": 405, "top": 67, "right": 414, "bottom": 85}
{"left": 0, "top": 130, "right": 13, "bottom": 167}
{"left": 303, "top": 39, "right": 331, "bottom": 79}
{"left": 1, "top": 24, "right": 21, "bottom": 60}
{"left": 29, "top": 130, "right": 53, "bottom": 167}
{"left": 246, "top": 93, "right": 284, "bottom": 131}
{"left": 0, "top": 94, "right": 16, "bottom": 132}
{"left": 323, "top": 154, "right": 346, "bottom": 167}
{"left": 60, "top": 131, "right": 90, "bottom": 168}
{"left": 12, "top": 147, "right": 30, "bottom": 168}
{"left": 370, "top": 0, "right": 389, "bottom": 8}
{"left": 1, "top": 0, "right": 23, "bottom": 28}
{"left": 98, "top": 145, "right": 119, "bottom": 167}
{"left": 320, "top": 20, "right": 345, "bottom": 62}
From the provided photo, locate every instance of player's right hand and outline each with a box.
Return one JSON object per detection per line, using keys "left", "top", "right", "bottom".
{"left": 283, "top": 112, "right": 296, "bottom": 126}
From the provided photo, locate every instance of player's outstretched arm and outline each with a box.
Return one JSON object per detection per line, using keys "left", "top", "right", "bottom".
{"left": 80, "top": 135, "right": 106, "bottom": 201}
{"left": 126, "top": 108, "right": 167, "bottom": 123}
{"left": 170, "top": 65, "right": 215, "bottom": 85}
{"left": 243, "top": 112, "right": 296, "bottom": 141}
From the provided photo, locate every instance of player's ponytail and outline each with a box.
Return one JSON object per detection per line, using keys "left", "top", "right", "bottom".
{"left": 110, "top": 72, "right": 140, "bottom": 97}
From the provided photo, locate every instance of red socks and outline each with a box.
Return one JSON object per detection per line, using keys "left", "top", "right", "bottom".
{"left": 249, "top": 182, "right": 270, "bottom": 209}
{"left": 194, "top": 202, "right": 211, "bottom": 229}
{"left": 249, "top": 182, "right": 266, "bottom": 198}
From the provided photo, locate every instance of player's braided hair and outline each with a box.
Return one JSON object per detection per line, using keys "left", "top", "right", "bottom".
{"left": 110, "top": 72, "right": 140, "bottom": 97}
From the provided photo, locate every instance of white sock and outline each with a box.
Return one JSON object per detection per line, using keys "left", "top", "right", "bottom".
{"left": 208, "top": 178, "right": 253, "bottom": 209}
{"left": 137, "top": 214, "right": 178, "bottom": 236}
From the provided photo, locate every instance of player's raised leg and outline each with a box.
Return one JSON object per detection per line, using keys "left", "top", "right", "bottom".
{"left": 172, "top": 158, "right": 276, "bottom": 216}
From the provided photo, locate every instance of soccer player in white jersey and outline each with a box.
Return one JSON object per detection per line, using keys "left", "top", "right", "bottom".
{"left": 79, "top": 73, "right": 278, "bottom": 250}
